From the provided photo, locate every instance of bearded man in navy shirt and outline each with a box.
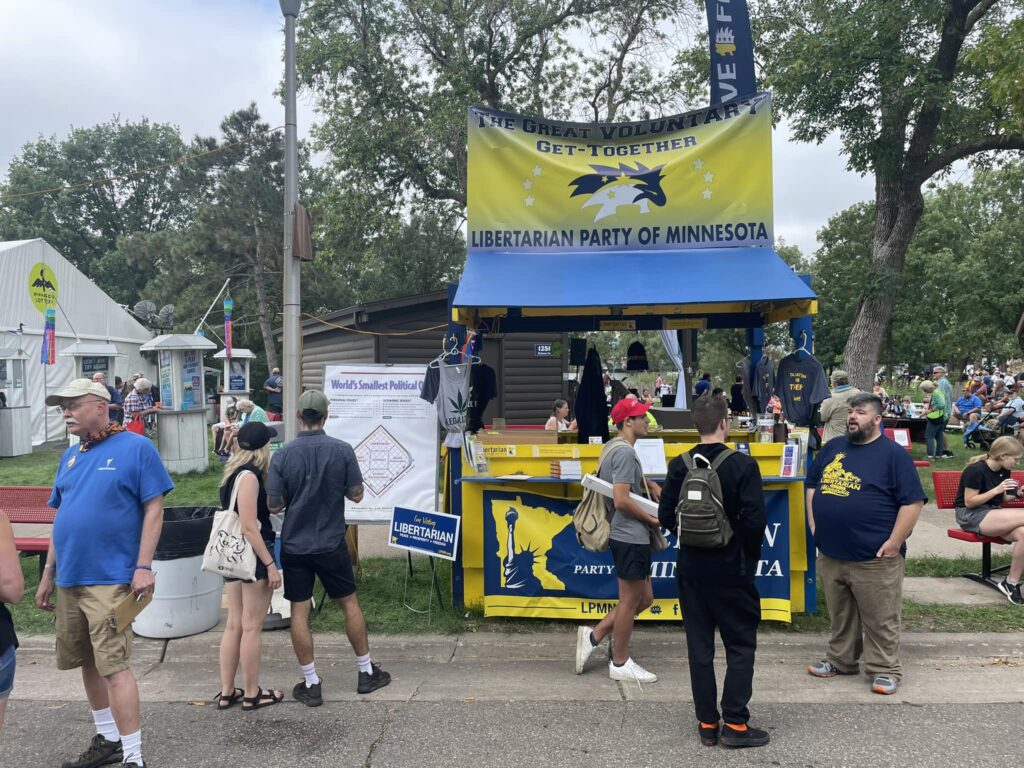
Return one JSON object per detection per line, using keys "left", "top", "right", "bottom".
{"left": 805, "top": 393, "right": 926, "bottom": 696}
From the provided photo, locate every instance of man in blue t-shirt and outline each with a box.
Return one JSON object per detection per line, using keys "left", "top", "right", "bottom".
{"left": 805, "top": 393, "right": 926, "bottom": 697}
{"left": 35, "top": 378, "right": 173, "bottom": 768}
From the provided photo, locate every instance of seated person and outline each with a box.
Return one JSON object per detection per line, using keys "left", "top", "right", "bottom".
{"left": 953, "top": 437, "right": 1024, "bottom": 605}
{"left": 968, "top": 375, "right": 989, "bottom": 402}
{"left": 953, "top": 387, "right": 983, "bottom": 425}
{"left": 995, "top": 391, "right": 1024, "bottom": 432}
{"left": 212, "top": 399, "right": 240, "bottom": 457}
{"left": 545, "top": 399, "right": 577, "bottom": 431}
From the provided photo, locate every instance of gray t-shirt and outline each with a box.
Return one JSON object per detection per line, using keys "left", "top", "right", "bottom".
{"left": 266, "top": 429, "right": 363, "bottom": 556}
{"left": 420, "top": 362, "right": 472, "bottom": 448}
{"left": 599, "top": 441, "right": 650, "bottom": 545}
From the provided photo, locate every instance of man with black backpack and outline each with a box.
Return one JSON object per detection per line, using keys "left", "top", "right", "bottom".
{"left": 657, "top": 395, "right": 769, "bottom": 749}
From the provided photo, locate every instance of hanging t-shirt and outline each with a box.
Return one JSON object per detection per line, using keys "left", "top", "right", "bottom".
{"left": 465, "top": 363, "right": 497, "bottom": 433}
{"left": 753, "top": 355, "right": 775, "bottom": 414}
{"left": 420, "top": 361, "right": 473, "bottom": 448}
{"left": 776, "top": 353, "right": 831, "bottom": 427}
{"left": 953, "top": 460, "right": 1010, "bottom": 509}
{"left": 806, "top": 435, "right": 927, "bottom": 561}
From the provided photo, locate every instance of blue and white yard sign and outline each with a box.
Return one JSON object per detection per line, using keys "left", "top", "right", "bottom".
{"left": 389, "top": 506, "right": 461, "bottom": 561}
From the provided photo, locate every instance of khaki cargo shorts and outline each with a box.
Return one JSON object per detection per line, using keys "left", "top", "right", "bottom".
{"left": 55, "top": 585, "right": 133, "bottom": 677}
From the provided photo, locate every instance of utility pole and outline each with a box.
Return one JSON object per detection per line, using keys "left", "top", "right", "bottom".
{"left": 280, "top": 0, "right": 301, "bottom": 441}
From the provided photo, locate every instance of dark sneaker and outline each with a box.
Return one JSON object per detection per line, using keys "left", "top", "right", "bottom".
{"left": 62, "top": 734, "right": 123, "bottom": 768}
{"left": 293, "top": 679, "right": 323, "bottom": 707}
{"left": 997, "top": 579, "right": 1024, "bottom": 606}
{"left": 720, "top": 723, "right": 770, "bottom": 748}
{"left": 357, "top": 662, "right": 392, "bottom": 694}
{"left": 698, "top": 722, "right": 719, "bottom": 747}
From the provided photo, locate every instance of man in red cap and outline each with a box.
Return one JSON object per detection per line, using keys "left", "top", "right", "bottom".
{"left": 574, "top": 397, "right": 663, "bottom": 684}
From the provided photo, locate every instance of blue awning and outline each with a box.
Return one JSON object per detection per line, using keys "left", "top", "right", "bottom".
{"left": 453, "top": 247, "right": 816, "bottom": 312}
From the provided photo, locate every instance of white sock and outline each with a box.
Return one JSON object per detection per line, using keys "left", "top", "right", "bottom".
{"left": 91, "top": 707, "right": 120, "bottom": 743}
{"left": 121, "top": 729, "right": 142, "bottom": 766}
{"left": 301, "top": 661, "right": 320, "bottom": 687}
{"left": 357, "top": 653, "right": 373, "bottom": 674}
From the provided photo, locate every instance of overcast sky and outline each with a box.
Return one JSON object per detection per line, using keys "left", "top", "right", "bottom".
{"left": 0, "top": 0, "right": 875, "bottom": 257}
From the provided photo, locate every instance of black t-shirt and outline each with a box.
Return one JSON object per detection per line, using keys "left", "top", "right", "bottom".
{"left": 0, "top": 603, "right": 17, "bottom": 654}
{"left": 220, "top": 463, "right": 274, "bottom": 542}
{"left": 954, "top": 461, "right": 1011, "bottom": 509}
{"left": 466, "top": 363, "right": 497, "bottom": 433}
{"left": 776, "top": 353, "right": 831, "bottom": 426}
{"left": 657, "top": 443, "right": 766, "bottom": 585}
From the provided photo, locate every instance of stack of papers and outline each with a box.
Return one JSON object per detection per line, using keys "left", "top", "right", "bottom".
{"left": 550, "top": 460, "right": 582, "bottom": 479}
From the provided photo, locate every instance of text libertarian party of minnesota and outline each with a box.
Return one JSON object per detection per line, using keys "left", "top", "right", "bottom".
{"left": 467, "top": 93, "right": 774, "bottom": 252}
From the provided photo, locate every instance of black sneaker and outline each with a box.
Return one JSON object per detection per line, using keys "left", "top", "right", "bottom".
{"left": 720, "top": 723, "right": 770, "bottom": 748}
{"left": 293, "top": 679, "right": 323, "bottom": 707}
{"left": 357, "top": 662, "right": 391, "bottom": 694}
{"left": 997, "top": 579, "right": 1024, "bottom": 606}
{"left": 698, "top": 722, "right": 719, "bottom": 747}
{"left": 61, "top": 734, "right": 123, "bottom": 768}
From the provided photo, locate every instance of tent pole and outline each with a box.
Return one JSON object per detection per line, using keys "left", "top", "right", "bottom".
{"left": 194, "top": 278, "right": 231, "bottom": 336}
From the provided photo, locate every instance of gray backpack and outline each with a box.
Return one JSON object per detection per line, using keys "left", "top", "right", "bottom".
{"left": 675, "top": 449, "right": 735, "bottom": 548}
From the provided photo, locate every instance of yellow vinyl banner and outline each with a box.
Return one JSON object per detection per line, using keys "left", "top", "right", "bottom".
{"left": 467, "top": 93, "right": 773, "bottom": 251}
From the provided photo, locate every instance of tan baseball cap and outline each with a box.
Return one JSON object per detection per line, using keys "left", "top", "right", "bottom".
{"left": 45, "top": 378, "right": 111, "bottom": 406}
{"left": 298, "top": 389, "right": 329, "bottom": 416}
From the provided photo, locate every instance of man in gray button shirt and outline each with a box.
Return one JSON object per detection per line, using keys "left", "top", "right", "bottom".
{"left": 267, "top": 390, "right": 390, "bottom": 703}
{"left": 574, "top": 397, "right": 662, "bottom": 684}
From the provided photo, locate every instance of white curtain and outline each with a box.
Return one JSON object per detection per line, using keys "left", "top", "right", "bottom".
{"left": 659, "top": 330, "right": 688, "bottom": 409}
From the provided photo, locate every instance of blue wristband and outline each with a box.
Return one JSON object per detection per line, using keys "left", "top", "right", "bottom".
{"left": 135, "top": 564, "right": 152, "bottom": 571}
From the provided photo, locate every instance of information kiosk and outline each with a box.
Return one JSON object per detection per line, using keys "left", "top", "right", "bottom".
{"left": 140, "top": 334, "right": 216, "bottom": 473}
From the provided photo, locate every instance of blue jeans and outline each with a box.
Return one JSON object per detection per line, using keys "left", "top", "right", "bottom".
{"left": 925, "top": 418, "right": 945, "bottom": 457}
{"left": 0, "top": 644, "right": 15, "bottom": 698}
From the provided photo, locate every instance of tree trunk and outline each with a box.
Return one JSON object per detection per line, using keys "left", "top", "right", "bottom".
{"left": 842, "top": 177, "right": 924, "bottom": 390}
{"left": 249, "top": 217, "right": 279, "bottom": 372}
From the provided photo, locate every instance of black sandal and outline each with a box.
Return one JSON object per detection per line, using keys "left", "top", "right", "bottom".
{"left": 216, "top": 688, "right": 244, "bottom": 710}
{"left": 242, "top": 687, "right": 284, "bottom": 711}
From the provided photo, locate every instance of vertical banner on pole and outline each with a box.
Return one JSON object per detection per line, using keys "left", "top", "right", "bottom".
{"left": 223, "top": 296, "right": 233, "bottom": 359}
{"left": 706, "top": 0, "right": 757, "bottom": 105}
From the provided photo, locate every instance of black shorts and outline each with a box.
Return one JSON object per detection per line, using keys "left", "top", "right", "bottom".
{"left": 225, "top": 536, "right": 276, "bottom": 584}
{"left": 281, "top": 539, "right": 356, "bottom": 602}
{"left": 609, "top": 539, "right": 651, "bottom": 581}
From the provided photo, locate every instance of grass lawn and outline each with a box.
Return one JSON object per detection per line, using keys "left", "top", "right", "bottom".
{"left": 7, "top": 437, "right": 1023, "bottom": 637}
{"left": 11, "top": 553, "right": 1024, "bottom": 637}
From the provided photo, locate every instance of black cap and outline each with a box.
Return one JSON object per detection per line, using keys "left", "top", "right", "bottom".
{"left": 236, "top": 422, "right": 272, "bottom": 451}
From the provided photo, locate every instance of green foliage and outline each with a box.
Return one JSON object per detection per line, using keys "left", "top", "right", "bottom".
{"left": 0, "top": 117, "right": 192, "bottom": 304}
{"left": 812, "top": 162, "right": 1024, "bottom": 373}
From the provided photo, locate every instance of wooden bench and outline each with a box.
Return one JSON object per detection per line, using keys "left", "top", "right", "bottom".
{"left": 0, "top": 486, "right": 54, "bottom": 576}
{"left": 932, "top": 470, "right": 1024, "bottom": 588}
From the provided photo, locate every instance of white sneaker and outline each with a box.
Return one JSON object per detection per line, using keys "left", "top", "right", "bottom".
{"left": 575, "top": 626, "right": 596, "bottom": 674}
{"left": 608, "top": 657, "right": 657, "bottom": 684}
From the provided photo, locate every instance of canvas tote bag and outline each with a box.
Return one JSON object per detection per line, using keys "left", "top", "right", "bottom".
{"left": 201, "top": 470, "right": 257, "bottom": 582}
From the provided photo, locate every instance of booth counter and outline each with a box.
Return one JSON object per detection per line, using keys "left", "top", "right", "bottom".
{"left": 457, "top": 439, "right": 811, "bottom": 623}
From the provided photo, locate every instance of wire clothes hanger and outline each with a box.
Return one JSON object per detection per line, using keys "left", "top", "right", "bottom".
{"left": 794, "top": 330, "right": 810, "bottom": 360}
{"left": 429, "top": 333, "right": 481, "bottom": 368}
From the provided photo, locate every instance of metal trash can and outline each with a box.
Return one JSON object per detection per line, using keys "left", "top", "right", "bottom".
{"left": 134, "top": 506, "right": 223, "bottom": 639}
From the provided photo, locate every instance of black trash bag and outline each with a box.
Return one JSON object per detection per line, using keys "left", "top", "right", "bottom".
{"left": 154, "top": 506, "right": 218, "bottom": 559}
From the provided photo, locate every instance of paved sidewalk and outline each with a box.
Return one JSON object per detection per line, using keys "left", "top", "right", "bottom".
{"left": 5, "top": 629, "right": 1023, "bottom": 766}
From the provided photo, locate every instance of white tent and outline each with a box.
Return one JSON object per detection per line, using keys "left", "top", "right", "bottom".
{"left": 0, "top": 239, "right": 155, "bottom": 445}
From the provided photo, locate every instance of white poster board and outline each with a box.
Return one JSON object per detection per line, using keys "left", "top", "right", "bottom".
{"left": 323, "top": 364, "right": 438, "bottom": 524}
